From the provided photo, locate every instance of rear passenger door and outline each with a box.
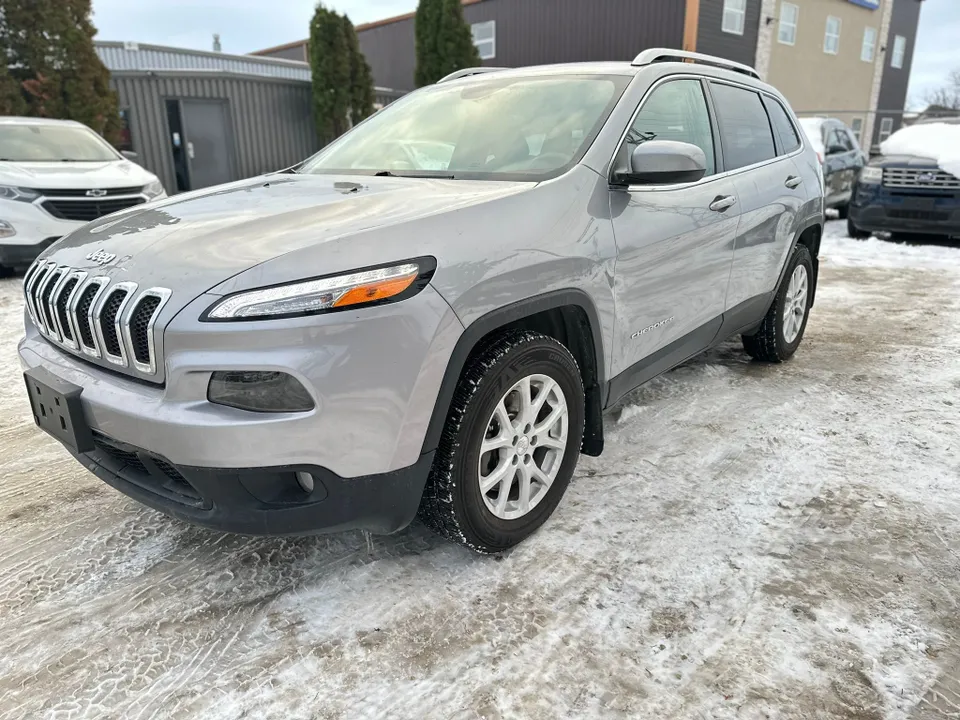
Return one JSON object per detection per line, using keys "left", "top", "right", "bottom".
{"left": 709, "top": 82, "right": 805, "bottom": 310}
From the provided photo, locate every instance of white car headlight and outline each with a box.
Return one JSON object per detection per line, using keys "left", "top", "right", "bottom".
{"left": 0, "top": 186, "right": 40, "bottom": 202}
{"left": 143, "top": 179, "right": 166, "bottom": 199}
{"left": 858, "top": 166, "right": 882, "bottom": 184}
{"left": 204, "top": 260, "right": 434, "bottom": 321}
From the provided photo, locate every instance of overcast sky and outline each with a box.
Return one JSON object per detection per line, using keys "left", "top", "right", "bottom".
{"left": 92, "top": 0, "right": 958, "bottom": 110}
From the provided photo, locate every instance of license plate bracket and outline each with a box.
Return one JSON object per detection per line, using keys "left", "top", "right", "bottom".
{"left": 23, "top": 367, "right": 95, "bottom": 454}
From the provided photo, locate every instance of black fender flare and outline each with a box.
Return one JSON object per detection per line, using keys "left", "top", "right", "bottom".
{"left": 777, "top": 215, "right": 823, "bottom": 308}
{"left": 420, "top": 289, "right": 606, "bottom": 457}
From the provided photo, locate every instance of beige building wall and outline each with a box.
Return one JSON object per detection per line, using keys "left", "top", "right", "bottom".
{"left": 764, "top": 0, "right": 889, "bottom": 134}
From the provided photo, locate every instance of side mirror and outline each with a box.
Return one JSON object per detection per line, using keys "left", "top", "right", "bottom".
{"left": 121, "top": 150, "right": 139, "bottom": 162}
{"left": 619, "top": 140, "right": 707, "bottom": 185}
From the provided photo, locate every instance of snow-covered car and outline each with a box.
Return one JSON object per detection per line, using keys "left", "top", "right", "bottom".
{"left": 848, "top": 118, "right": 960, "bottom": 240}
{"left": 798, "top": 117, "right": 865, "bottom": 218}
{"left": 0, "top": 117, "right": 166, "bottom": 271}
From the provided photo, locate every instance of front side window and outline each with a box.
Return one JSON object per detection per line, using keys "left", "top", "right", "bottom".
{"left": 879, "top": 117, "right": 894, "bottom": 141}
{"left": 861, "top": 27, "right": 877, "bottom": 62}
{"left": 722, "top": 0, "right": 747, "bottom": 35}
{"left": 778, "top": 3, "right": 799, "bottom": 45}
{"left": 891, "top": 35, "right": 907, "bottom": 68}
{"left": 0, "top": 124, "right": 120, "bottom": 162}
{"left": 851, "top": 117, "right": 863, "bottom": 143}
{"left": 710, "top": 82, "right": 777, "bottom": 171}
{"left": 625, "top": 79, "right": 716, "bottom": 177}
{"left": 300, "top": 75, "right": 628, "bottom": 181}
{"left": 472, "top": 21, "right": 496, "bottom": 60}
{"left": 824, "top": 16, "right": 841, "bottom": 55}
{"left": 763, "top": 97, "right": 801, "bottom": 154}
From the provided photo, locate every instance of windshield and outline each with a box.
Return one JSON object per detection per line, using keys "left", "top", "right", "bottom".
{"left": 300, "top": 74, "right": 630, "bottom": 181}
{"left": 0, "top": 124, "right": 120, "bottom": 162}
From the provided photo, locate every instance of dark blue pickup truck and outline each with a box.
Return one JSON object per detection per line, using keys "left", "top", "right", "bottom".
{"left": 848, "top": 119, "right": 960, "bottom": 241}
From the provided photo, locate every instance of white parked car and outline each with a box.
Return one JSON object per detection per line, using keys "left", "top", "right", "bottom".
{"left": 0, "top": 117, "right": 165, "bottom": 271}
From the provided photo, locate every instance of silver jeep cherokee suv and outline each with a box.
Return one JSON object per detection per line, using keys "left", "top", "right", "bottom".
{"left": 19, "top": 50, "right": 823, "bottom": 553}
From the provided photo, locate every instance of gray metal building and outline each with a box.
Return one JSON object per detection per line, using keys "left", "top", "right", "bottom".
{"left": 96, "top": 42, "right": 320, "bottom": 194}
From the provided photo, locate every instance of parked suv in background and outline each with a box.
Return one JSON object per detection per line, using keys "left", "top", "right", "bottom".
{"left": 0, "top": 117, "right": 165, "bottom": 272}
{"left": 19, "top": 50, "right": 824, "bottom": 553}
{"left": 849, "top": 118, "right": 960, "bottom": 240}
{"left": 798, "top": 117, "right": 866, "bottom": 218}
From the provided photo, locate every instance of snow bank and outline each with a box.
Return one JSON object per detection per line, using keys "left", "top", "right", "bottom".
{"left": 798, "top": 118, "right": 826, "bottom": 156}
{"left": 880, "top": 122, "right": 960, "bottom": 178}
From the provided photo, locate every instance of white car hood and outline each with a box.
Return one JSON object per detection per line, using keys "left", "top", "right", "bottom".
{"left": 0, "top": 160, "right": 158, "bottom": 190}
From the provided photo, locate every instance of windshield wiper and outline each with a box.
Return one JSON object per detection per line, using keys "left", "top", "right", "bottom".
{"left": 374, "top": 170, "right": 455, "bottom": 179}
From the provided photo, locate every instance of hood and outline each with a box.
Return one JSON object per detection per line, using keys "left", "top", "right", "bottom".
{"left": 39, "top": 173, "right": 533, "bottom": 309}
{"left": 0, "top": 159, "right": 158, "bottom": 189}
{"left": 868, "top": 154, "right": 939, "bottom": 168}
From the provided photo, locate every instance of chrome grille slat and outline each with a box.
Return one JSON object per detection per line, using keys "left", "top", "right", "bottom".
{"left": 883, "top": 168, "right": 960, "bottom": 190}
{"left": 22, "top": 265, "right": 170, "bottom": 378}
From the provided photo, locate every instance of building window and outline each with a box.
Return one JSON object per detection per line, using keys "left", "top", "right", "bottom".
{"left": 778, "top": 3, "right": 798, "bottom": 45}
{"left": 722, "top": 0, "right": 746, "bottom": 35}
{"left": 891, "top": 35, "right": 907, "bottom": 69}
{"left": 861, "top": 27, "right": 877, "bottom": 62}
{"left": 471, "top": 21, "right": 496, "bottom": 60}
{"left": 824, "top": 16, "right": 841, "bottom": 55}
{"left": 879, "top": 117, "right": 894, "bottom": 142}
{"left": 851, "top": 117, "right": 863, "bottom": 143}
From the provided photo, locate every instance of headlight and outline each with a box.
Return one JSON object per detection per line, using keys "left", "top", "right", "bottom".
{"left": 208, "top": 371, "right": 315, "bottom": 413}
{"left": 0, "top": 220, "right": 15, "bottom": 238}
{"left": 204, "top": 258, "right": 435, "bottom": 321}
{"left": 0, "top": 186, "right": 40, "bottom": 202}
{"left": 858, "top": 167, "right": 882, "bottom": 184}
{"left": 143, "top": 179, "right": 166, "bottom": 199}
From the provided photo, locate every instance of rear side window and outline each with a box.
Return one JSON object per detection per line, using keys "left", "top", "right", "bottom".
{"left": 763, "top": 97, "right": 801, "bottom": 154}
{"left": 710, "top": 82, "right": 777, "bottom": 170}
{"left": 626, "top": 79, "right": 716, "bottom": 176}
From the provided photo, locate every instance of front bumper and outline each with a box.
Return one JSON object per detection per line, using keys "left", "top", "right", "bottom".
{"left": 0, "top": 199, "right": 85, "bottom": 267}
{"left": 19, "top": 283, "right": 462, "bottom": 534}
{"left": 73, "top": 432, "right": 434, "bottom": 535}
{"left": 850, "top": 184, "right": 960, "bottom": 236}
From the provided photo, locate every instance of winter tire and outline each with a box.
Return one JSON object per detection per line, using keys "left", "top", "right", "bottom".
{"left": 418, "top": 330, "right": 585, "bottom": 553}
{"left": 742, "top": 244, "right": 814, "bottom": 363}
{"left": 847, "top": 216, "right": 870, "bottom": 239}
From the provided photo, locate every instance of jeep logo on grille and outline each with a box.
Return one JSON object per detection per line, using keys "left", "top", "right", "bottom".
{"left": 85, "top": 250, "right": 117, "bottom": 266}
{"left": 85, "top": 189, "right": 108, "bottom": 197}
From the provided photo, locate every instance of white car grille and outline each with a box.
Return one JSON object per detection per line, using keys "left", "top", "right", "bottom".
{"left": 23, "top": 260, "right": 171, "bottom": 377}
{"left": 883, "top": 168, "right": 960, "bottom": 191}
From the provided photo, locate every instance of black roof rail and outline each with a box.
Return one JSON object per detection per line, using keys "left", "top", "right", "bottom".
{"left": 437, "top": 67, "right": 509, "bottom": 83}
{"left": 632, "top": 48, "right": 761, "bottom": 80}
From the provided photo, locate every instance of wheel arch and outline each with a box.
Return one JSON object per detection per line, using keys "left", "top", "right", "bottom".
{"left": 783, "top": 219, "right": 822, "bottom": 307}
{"left": 421, "top": 290, "right": 606, "bottom": 459}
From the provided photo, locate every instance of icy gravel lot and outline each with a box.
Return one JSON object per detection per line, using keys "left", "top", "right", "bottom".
{"left": 0, "top": 221, "right": 958, "bottom": 720}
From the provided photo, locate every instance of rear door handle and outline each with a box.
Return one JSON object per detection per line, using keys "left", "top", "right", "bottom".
{"left": 709, "top": 195, "right": 737, "bottom": 212}
{"left": 785, "top": 175, "right": 803, "bottom": 189}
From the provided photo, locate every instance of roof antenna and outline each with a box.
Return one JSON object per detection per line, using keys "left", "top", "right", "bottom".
{"left": 213, "top": 33, "right": 222, "bottom": 52}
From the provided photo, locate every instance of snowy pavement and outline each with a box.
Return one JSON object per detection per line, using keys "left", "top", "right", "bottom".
{"left": 1, "top": 221, "right": 958, "bottom": 719}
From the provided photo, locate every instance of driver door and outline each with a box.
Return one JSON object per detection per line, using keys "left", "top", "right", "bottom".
{"left": 608, "top": 78, "right": 739, "bottom": 390}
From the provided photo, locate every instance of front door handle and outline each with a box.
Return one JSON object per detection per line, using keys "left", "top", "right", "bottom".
{"left": 785, "top": 175, "right": 802, "bottom": 189}
{"left": 709, "top": 195, "right": 737, "bottom": 212}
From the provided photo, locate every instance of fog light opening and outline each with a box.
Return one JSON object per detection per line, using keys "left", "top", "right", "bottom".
{"left": 295, "top": 471, "right": 315, "bottom": 494}
{"left": 0, "top": 221, "right": 16, "bottom": 239}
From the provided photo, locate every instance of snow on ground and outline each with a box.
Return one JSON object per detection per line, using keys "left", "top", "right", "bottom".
{"left": 0, "top": 221, "right": 958, "bottom": 719}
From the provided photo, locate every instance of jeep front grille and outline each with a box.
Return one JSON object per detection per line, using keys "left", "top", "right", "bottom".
{"left": 883, "top": 168, "right": 960, "bottom": 191}
{"left": 23, "top": 259, "right": 171, "bottom": 377}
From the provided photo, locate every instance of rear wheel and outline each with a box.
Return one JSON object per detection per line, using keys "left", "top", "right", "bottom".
{"left": 418, "top": 330, "right": 585, "bottom": 553}
{"left": 847, "top": 216, "right": 871, "bottom": 239}
{"left": 742, "top": 244, "right": 814, "bottom": 363}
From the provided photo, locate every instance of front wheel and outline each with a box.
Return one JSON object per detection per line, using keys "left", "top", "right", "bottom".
{"left": 418, "top": 330, "right": 585, "bottom": 553}
{"left": 742, "top": 244, "right": 814, "bottom": 363}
